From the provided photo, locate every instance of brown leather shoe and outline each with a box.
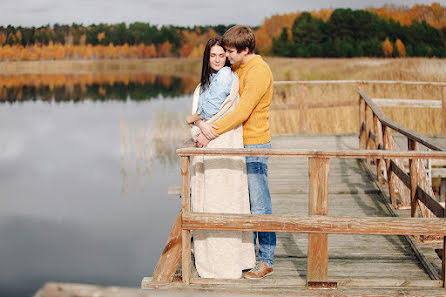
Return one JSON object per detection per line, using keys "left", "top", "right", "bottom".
{"left": 244, "top": 261, "right": 273, "bottom": 279}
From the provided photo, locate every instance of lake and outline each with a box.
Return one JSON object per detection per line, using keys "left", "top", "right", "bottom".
{"left": 0, "top": 74, "right": 193, "bottom": 297}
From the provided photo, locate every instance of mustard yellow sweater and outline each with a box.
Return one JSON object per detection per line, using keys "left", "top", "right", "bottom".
{"left": 214, "top": 55, "right": 273, "bottom": 145}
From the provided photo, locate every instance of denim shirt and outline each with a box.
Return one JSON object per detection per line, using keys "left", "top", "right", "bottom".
{"left": 197, "top": 66, "right": 233, "bottom": 120}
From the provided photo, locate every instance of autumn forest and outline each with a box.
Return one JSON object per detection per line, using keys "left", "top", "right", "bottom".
{"left": 0, "top": 3, "right": 445, "bottom": 60}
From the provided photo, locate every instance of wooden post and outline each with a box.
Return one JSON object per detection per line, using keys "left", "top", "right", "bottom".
{"left": 442, "top": 87, "right": 446, "bottom": 135}
{"left": 180, "top": 157, "right": 191, "bottom": 285}
{"left": 409, "top": 139, "right": 419, "bottom": 218}
{"left": 365, "top": 106, "right": 374, "bottom": 165}
{"left": 374, "top": 114, "right": 384, "bottom": 184}
{"left": 443, "top": 205, "right": 446, "bottom": 288}
{"left": 307, "top": 157, "right": 330, "bottom": 283}
{"left": 152, "top": 212, "right": 182, "bottom": 282}
{"left": 359, "top": 97, "right": 366, "bottom": 150}
{"left": 383, "top": 126, "right": 397, "bottom": 208}
{"left": 441, "top": 178, "right": 446, "bottom": 203}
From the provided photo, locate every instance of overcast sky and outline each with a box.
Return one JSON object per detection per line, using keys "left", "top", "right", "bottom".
{"left": 0, "top": 0, "right": 444, "bottom": 28}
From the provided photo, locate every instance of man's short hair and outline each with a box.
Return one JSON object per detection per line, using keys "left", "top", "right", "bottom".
{"left": 222, "top": 25, "right": 256, "bottom": 54}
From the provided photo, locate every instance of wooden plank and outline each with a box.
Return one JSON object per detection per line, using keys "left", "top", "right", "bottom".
{"left": 182, "top": 213, "right": 446, "bottom": 236}
{"left": 307, "top": 281, "right": 337, "bottom": 290}
{"left": 152, "top": 211, "right": 182, "bottom": 282}
{"left": 442, "top": 87, "right": 446, "bottom": 135}
{"left": 359, "top": 97, "right": 366, "bottom": 150}
{"left": 441, "top": 178, "right": 446, "bottom": 202}
{"left": 358, "top": 90, "right": 446, "bottom": 151}
{"left": 358, "top": 159, "right": 441, "bottom": 280}
{"left": 176, "top": 148, "right": 446, "bottom": 159}
{"left": 409, "top": 139, "right": 419, "bottom": 218}
{"left": 432, "top": 169, "right": 446, "bottom": 178}
{"left": 417, "top": 186, "right": 445, "bottom": 218}
{"left": 443, "top": 196, "right": 446, "bottom": 288}
{"left": 180, "top": 156, "right": 191, "bottom": 285}
{"left": 383, "top": 126, "right": 397, "bottom": 208}
{"left": 373, "top": 115, "right": 384, "bottom": 183}
{"left": 372, "top": 98, "right": 442, "bottom": 108}
{"left": 160, "top": 277, "right": 443, "bottom": 288}
{"left": 274, "top": 79, "right": 446, "bottom": 86}
{"left": 390, "top": 160, "right": 411, "bottom": 188}
{"left": 307, "top": 157, "right": 330, "bottom": 282}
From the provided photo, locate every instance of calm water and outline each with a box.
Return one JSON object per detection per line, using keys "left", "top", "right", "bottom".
{"left": 0, "top": 78, "right": 192, "bottom": 297}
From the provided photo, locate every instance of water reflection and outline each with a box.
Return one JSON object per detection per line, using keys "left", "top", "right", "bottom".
{"left": 0, "top": 81, "right": 191, "bottom": 297}
{"left": 119, "top": 112, "right": 188, "bottom": 195}
{"left": 0, "top": 73, "right": 197, "bottom": 102}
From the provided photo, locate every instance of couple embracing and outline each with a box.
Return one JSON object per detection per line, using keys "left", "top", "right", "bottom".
{"left": 187, "top": 25, "right": 275, "bottom": 280}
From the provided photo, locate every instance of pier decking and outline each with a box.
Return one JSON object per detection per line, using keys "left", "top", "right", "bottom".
{"left": 140, "top": 133, "right": 446, "bottom": 296}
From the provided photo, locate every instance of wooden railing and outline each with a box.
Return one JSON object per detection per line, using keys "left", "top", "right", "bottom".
{"left": 151, "top": 146, "right": 446, "bottom": 289}
{"left": 358, "top": 90, "right": 445, "bottom": 218}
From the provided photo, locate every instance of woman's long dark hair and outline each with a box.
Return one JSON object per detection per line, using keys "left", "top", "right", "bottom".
{"left": 200, "top": 37, "right": 231, "bottom": 92}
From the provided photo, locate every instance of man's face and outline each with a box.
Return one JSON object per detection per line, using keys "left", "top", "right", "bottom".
{"left": 225, "top": 46, "right": 247, "bottom": 65}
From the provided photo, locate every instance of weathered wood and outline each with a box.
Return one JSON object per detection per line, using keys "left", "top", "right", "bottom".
{"left": 416, "top": 186, "right": 445, "bottom": 218}
{"left": 275, "top": 79, "right": 446, "bottom": 86}
{"left": 443, "top": 200, "right": 446, "bottom": 288}
{"left": 359, "top": 97, "right": 366, "bottom": 150}
{"left": 176, "top": 148, "right": 446, "bottom": 159}
{"left": 144, "top": 277, "right": 443, "bottom": 289}
{"left": 373, "top": 115, "right": 384, "bottom": 183}
{"left": 359, "top": 90, "right": 445, "bottom": 151}
{"left": 383, "top": 126, "right": 397, "bottom": 207}
{"left": 372, "top": 98, "right": 442, "bottom": 108}
{"left": 433, "top": 169, "right": 446, "bottom": 178}
{"left": 441, "top": 178, "right": 446, "bottom": 202}
{"left": 181, "top": 213, "right": 446, "bottom": 236}
{"left": 409, "top": 139, "right": 419, "bottom": 218}
{"left": 307, "top": 157, "right": 330, "bottom": 282}
{"left": 442, "top": 87, "right": 446, "bottom": 135}
{"left": 365, "top": 105, "right": 373, "bottom": 155}
{"left": 358, "top": 159, "right": 442, "bottom": 280}
{"left": 390, "top": 160, "right": 411, "bottom": 189}
{"left": 307, "top": 281, "right": 337, "bottom": 290}
{"left": 180, "top": 157, "right": 191, "bottom": 285}
{"left": 152, "top": 211, "right": 182, "bottom": 282}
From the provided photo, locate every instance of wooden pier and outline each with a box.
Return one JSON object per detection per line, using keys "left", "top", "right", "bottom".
{"left": 140, "top": 87, "right": 446, "bottom": 296}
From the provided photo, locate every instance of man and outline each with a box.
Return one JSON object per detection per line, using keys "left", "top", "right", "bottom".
{"left": 195, "top": 25, "right": 275, "bottom": 279}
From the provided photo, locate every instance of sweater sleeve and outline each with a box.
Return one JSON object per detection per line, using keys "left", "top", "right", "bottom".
{"left": 196, "top": 67, "right": 232, "bottom": 120}
{"left": 213, "top": 65, "right": 270, "bottom": 134}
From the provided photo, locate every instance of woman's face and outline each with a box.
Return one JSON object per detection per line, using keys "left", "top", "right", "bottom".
{"left": 209, "top": 44, "right": 226, "bottom": 72}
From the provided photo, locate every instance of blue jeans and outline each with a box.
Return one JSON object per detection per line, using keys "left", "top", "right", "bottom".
{"left": 245, "top": 142, "right": 276, "bottom": 268}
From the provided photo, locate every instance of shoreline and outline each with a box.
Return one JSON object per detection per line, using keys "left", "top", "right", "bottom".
{"left": 1, "top": 57, "right": 446, "bottom": 82}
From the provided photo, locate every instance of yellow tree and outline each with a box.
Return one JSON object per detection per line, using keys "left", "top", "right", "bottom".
{"left": 394, "top": 39, "right": 406, "bottom": 57}
{"left": 382, "top": 37, "right": 393, "bottom": 57}
{"left": 158, "top": 41, "right": 172, "bottom": 57}
{"left": 146, "top": 44, "right": 157, "bottom": 57}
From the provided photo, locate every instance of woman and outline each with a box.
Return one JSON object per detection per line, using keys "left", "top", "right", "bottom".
{"left": 188, "top": 37, "right": 255, "bottom": 279}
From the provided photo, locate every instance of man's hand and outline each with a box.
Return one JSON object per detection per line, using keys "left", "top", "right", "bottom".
{"left": 197, "top": 120, "right": 219, "bottom": 140}
{"left": 194, "top": 133, "right": 210, "bottom": 148}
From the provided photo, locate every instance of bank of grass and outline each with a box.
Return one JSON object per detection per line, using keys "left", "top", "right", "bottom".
{"left": 2, "top": 57, "right": 446, "bottom": 82}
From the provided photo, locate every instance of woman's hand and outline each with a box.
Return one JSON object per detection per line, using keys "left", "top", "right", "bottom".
{"left": 197, "top": 120, "right": 219, "bottom": 140}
